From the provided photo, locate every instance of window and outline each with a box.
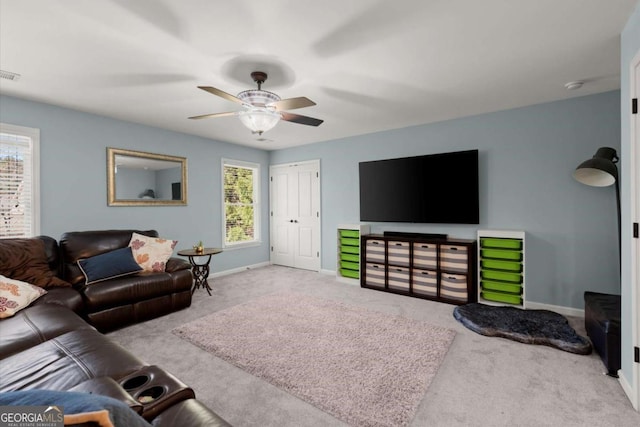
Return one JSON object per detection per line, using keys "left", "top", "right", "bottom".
{"left": 0, "top": 123, "right": 40, "bottom": 238}
{"left": 222, "top": 159, "right": 260, "bottom": 247}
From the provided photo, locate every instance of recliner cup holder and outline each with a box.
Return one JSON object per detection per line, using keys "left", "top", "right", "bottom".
{"left": 137, "top": 385, "right": 165, "bottom": 403}
{"left": 122, "top": 375, "right": 150, "bottom": 391}
{"left": 117, "top": 365, "right": 195, "bottom": 420}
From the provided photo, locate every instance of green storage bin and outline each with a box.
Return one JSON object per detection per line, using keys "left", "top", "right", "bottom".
{"left": 481, "top": 290, "right": 522, "bottom": 305}
{"left": 341, "top": 245, "right": 359, "bottom": 255}
{"left": 481, "top": 259, "right": 522, "bottom": 272}
{"left": 340, "top": 253, "right": 360, "bottom": 262}
{"left": 340, "top": 237, "right": 359, "bottom": 247}
{"left": 340, "top": 268, "right": 359, "bottom": 279}
{"left": 482, "top": 280, "right": 522, "bottom": 294}
{"left": 481, "top": 248, "right": 522, "bottom": 261}
{"left": 482, "top": 269, "right": 522, "bottom": 284}
{"left": 481, "top": 238, "right": 522, "bottom": 250}
{"left": 340, "top": 261, "right": 359, "bottom": 270}
{"left": 339, "top": 229, "right": 360, "bottom": 238}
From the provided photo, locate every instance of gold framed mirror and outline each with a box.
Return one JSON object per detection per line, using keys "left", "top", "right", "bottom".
{"left": 107, "top": 147, "right": 187, "bottom": 206}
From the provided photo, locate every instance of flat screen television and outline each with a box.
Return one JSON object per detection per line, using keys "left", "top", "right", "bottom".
{"left": 359, "top": 149, "right": 479, "bottom": 224}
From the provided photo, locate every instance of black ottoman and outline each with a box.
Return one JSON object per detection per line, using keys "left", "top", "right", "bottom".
{"left": 584, "top": 291, "right": 621, "bottom": 377}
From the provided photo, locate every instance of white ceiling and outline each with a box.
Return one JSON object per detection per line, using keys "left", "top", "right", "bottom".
{"left": 0, "top": 0, "right": 637, "bottom": 150}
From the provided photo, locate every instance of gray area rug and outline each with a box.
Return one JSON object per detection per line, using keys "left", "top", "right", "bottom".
{"left": 172, "top": 292, "right": 455, "bottom": 427}
{"left": 453, "top": 303, "right": 592, "bottom": 355}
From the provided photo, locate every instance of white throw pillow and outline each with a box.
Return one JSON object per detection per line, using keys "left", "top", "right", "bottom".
{"left": 0, "top": 275, "right": 47, "bottom": 318}
{"left": 128, "top": 232, "right": 178, "bottom": 272}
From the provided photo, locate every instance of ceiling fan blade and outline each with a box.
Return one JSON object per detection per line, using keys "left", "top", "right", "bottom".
{"left": 197, "top": 86, "right": 245, "bottom": 105}
{"left": 270, "top": 97, "right": 316, "bottom": 111}
{"left": 281, "top": 112, "right": 324, "bottom": 127}
{"left": 188, "top": 111, "right": 238, "bottom": 120}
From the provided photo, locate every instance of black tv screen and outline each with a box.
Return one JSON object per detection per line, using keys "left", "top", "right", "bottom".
{"left": 359, "top": 149, "right": 479, "bottom": 224}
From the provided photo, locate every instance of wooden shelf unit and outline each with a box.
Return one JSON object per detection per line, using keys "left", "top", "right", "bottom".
{"left": 360, "top": 233, "right": 477, "bottom": 305}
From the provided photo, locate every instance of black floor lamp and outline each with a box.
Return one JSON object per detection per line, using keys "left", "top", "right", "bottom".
{"left": 572, "top": 147, "right": 620, "bottom": 275}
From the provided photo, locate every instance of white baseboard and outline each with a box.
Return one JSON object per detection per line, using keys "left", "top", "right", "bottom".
{"left": 216, "top": 266, "right": 585, "bottom": 318}
{"left": 323, "top": 269, "right": 360, "bottom": 285}
{"left": 619, "top": 371, "right": 638, "bottom": 411}
{"left": 525, "top": 301, "right": 584, "bottom": 318}
{"left": 209, "top": 261, "right": 271, "bottom": 278}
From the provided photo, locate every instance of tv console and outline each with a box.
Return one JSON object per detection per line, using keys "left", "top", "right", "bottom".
{"left": 383, "top": 231, "right": 447, "bottom": 240}
{"left": 361, "top": 233, "right": 477, "bottom": 305}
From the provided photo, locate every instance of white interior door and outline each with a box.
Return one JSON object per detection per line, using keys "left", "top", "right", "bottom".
{"left": 270, "top": 167, "right": 295, "bottom": 267}
{"left": 633, "top": 50, "right": 640, "bottom": 411}
{"left": 270, "top": 160, "right": 321, "bottom": 271}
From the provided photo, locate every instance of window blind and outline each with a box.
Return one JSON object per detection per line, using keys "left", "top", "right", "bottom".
{"left": 0, "top": 130, "right": 35, "bottom": 238}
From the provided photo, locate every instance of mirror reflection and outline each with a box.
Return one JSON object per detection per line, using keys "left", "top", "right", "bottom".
{"left": 107, "top": 148, "right": 187, "bottom": 206}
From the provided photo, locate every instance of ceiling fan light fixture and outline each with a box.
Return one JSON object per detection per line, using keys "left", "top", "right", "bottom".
{"left": 237, "top": 88, "right": 282, "bottom": 134}
{"left": 237, "top": 89, "right": 280, "bottom": 106}
{"left": 189, "top": 71, "right": 322, "bottom": 135}
{"left": 238, "top": 109, "right": 281, "bottom": 135}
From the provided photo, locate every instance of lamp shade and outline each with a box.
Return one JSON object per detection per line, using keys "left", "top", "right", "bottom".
{"left": 572, "top": 147, "right": 618, "bottom": 187}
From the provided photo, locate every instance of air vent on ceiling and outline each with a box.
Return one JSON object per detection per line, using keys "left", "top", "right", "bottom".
{"left": 0, "top": 70, "right": 21, "bottom": 81}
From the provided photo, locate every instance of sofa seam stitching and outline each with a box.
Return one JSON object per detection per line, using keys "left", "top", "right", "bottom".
{"left": 21, "top": 311, "right": 47, "bottom": 343}
{"left": 50, "top": 338, "right": 94, "bottom": 380}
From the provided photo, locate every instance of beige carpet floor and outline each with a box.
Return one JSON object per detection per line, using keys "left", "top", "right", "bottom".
{"left": 173, "top": 292, "right": 455, "bottom": 426}
{"left": 108, "top": 265, "right": 640, "bottom": 427}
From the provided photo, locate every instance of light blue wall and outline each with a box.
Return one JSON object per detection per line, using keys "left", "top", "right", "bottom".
{"left": 0, "top": 89, "right": 622, "bottom": 311}
{"left": 620, "top": 0, "right": 640, "bottom": 406}
{"left": 271, "top": 91, "right": 621, "bottom": 310}
{"left": 0, "top": 95, "right": 271, "bottom": 272}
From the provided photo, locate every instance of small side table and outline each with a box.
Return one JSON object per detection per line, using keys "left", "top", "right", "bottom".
{"left": 177, "top": 248, "right": 223, "bottom": 296}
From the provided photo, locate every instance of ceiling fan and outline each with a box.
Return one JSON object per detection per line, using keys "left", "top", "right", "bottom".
{"left": 189, "top": 71, "right": 323, "bottom": 135}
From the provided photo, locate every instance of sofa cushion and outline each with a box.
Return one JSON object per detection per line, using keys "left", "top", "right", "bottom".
{"left": 0, "top": 275, "right": 47, "bottom": 318}
{"left": 78, "top": 247, "right": 143, "bottom": 285}
{"left": 0, "top": 303, "right": 94, "bottom": 360}
{"left": 0, "top": 328, "right": 145, "bottom": 392}
{"left": 0, "top": 238, "right": 70, "bottom": 288}
{"left": 80, "top": 273, "right": 176, "bottom": 313}
{"left": 129, "top": 233, "right": 178, "bottom": 272}
{"left": 60, "top": 230, "right": 158, "bottom": 286}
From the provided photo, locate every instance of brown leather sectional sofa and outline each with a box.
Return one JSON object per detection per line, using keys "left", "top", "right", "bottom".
{"left": 54, "top": 229, "right": 193, "bottom": 332}
{"left": 0, "top": 230, "right": 231, "bottom": 426}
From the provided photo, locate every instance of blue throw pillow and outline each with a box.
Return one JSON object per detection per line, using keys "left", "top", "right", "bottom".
{"left": 78, "top": 247, "right": 143, "bottom": 285}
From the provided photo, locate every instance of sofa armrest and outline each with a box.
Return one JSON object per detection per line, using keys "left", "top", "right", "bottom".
{"left": 165, "top": 257, "right": 191, "bottom": 273}
{"left": 69, "top": 377, "right": 143, "bottom": 415}
{"left": 33, "top": 286, "right": 85, "bottom": 314}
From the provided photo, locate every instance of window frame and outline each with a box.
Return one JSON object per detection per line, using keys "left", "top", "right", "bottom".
{"left": 221, "top": 158, "right": 261, "bottom": 249}
{"left": 0, "top": 122, "right": 40, "bottom": 238}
